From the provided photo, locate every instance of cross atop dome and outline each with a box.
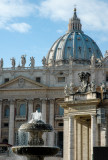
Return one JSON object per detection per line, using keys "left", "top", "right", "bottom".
{"left": 68, "top": 8, "right": 82, "bottom": 32}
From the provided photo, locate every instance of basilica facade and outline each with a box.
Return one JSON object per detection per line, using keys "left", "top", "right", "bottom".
{"left": 0, "top": 8, "right": 108, "bottom": 160}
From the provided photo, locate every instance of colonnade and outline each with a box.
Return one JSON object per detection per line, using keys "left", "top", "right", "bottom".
{"left": 63, "top": 114, "right": 107, "bottom": 160}
{"left": 0, "top": 99, "right": 55, "bottom": 146}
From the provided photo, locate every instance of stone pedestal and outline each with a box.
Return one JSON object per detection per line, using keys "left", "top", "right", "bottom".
{"left": 9, "top": 100, "right": 15, "bottom": 145}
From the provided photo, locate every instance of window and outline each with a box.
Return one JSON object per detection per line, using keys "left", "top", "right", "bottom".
{"left": 58, "top": 123, "right": 63, "bottom": 126}
{"left": 4, "top": 106, "right": 9, "bottom": 117}
{"left": 106, "top": 74, "right": 108, "bottom": 82}
{"left": 57, "top": 132, "right": 63, "bottom": 150}
{"left": 35, "top": 104, "right": 41, "bottom": 113}
{"left": 20, "top": 104, "right": 26, "bottom": 116}
{"left": 4, "top": 78, "right": 9, "bottom": 83}
{"left": 58, "top": 77, "right": 65, "bottom": 83}
{"left": 36, "top": 77, "right": 41, "bottom": 83}
{"left": 59, "top": 106, "right": 64, "bottom": 116}
{"left": 4, "top": 123, "right": 8, "bottom": 127}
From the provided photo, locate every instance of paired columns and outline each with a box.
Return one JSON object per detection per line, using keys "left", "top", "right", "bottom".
{"left": 63, "top": 114, "right": 99, "bottom": 160}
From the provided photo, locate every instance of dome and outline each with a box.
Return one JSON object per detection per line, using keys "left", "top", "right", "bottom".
{"left": 46, "top": 8, "right": 103, "bottom": 66}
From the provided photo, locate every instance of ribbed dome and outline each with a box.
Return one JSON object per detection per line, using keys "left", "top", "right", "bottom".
{"left": 46, "top": 9, "right": 103, "bottom": 66}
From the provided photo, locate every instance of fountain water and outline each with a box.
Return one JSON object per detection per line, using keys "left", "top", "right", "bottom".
{"left": 12, "top": 111, "right": 59, "bottom": 160}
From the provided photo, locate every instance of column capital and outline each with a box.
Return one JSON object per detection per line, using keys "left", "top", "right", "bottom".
{"left": 41, "top": 99, "right": 47, "bottom": 104}
{"left": 91, "top": 114, "right": 96, "bottom": 118}
{"left": 50, "top": 99, "right": 55, "bottom": 104}
{"left": 28, "top": 99, "right": 34, "bottom": 104}
{"left": 9, "top": 99, "right": 15, "bottom": 105}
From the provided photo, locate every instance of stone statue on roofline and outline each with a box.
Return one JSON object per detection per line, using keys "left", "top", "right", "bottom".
{"left": 0, "top": 58, "right": 3, "bottom": 69}
{"left": 21, "top": 55, "right": 26, "bottom": 67}
{"left": 69, "top": 82, "right": 74, "bottom": 94}
{"left": 30, "top": 56, "right": 35, "bottom": 68}
{"left": 90, "top": 80, "right": 96, "bottom": 92}
{"left": 10, "top": 57, "right": 16, "bottom": 68}
{"left": 77, "top": 72, "right": 91, "bottom": 93}
{"left": 100, "top": 81, "right": 106, "bottom": 93}
{"left": 64, "top": 84, "right": 69, "bottom": 96}
{"left": 91, "top": 54, "right": 96, "bottom": 67}
{"left": 42, "top": 56, "right": 46, "bottom": 66}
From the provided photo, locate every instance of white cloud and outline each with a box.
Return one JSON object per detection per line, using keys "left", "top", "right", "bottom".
{"left": 0, "top": 0, "right": 36, "bottom": 32}
{"left": 6, "top": 23, "right": 31, "bottom": 33}
{"left": 56, "top": 29, "right": 65, "bottom": 34}
{"left": 38, "top": 0, "right": 108, "bottom": 31}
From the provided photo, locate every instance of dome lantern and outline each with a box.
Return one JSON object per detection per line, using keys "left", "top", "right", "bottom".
{"left": 68, "top": 8, "right": 82, "bottom": 32}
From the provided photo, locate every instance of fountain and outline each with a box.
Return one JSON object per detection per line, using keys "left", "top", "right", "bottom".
{"left": 12, "top": 111, "right": 59, "bottom": 160}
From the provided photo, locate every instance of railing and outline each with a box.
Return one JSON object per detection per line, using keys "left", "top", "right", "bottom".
{"left": 55, "top": 115, "right": 63, "bottom": 120}
{"left": 15, "top": 115, "right": 27, "bottom": 121}
{"left": 1, "top": 66, "right": 44, "bottom": 71}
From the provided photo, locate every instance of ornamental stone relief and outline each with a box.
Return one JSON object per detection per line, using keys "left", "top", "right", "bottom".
{"left": 18, "top": 78, "right": 25, "bottom": 88}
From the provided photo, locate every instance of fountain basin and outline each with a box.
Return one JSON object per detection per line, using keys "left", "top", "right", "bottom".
{"left": 19, "top": 120, "right": 53, "bottom": 132}
{"left": 12, "top": 146, "right": 60, "bottom": 157}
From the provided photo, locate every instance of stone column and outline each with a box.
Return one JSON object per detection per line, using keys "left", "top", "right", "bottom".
{"left": 48, "top": 99, "right": 54, "bottom": 146}
{"left": 64, "top": 117, "right": 69, "bottom": 160}
{"left": 42, "top": 99, "right": 46, "bottom": 122}
{"left": 9, "top": 100, "right": 15, "bottom": 145}
{"left": 28, "top": 99, "right": 33, "bottom": 121}
{"left": 0, "top": 100, "right": 2, "bottom": 142}
{"left": 42, "top": 99, "right": 47, "bottom": 145}
{"left": 91, "top": 114, "right": 97, "bottom": 160}
{"left": 100, "top": 123, "right": 107, "bottom": 146}
{"left": 68, "top": 116, "right": 74, "bottom": 160}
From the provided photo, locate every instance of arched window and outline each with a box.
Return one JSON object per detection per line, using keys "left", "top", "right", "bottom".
{"left": 59, "top": 106, "right": 64, "bottom": 116}
{"left": 4, "top": 106, "right": 9, "bottom": 117}
{"left": 34, "top": 104, "right": 41, "bottom": 113}
{"left": 19, "top": 104, "right": 26, "bottom": 116}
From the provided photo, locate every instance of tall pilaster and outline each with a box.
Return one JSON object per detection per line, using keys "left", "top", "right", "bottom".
{"left": 42, "top": 99, "right": 46, "bottom": 122}
{"left": 63, "top": 117, "right": 69, "bottom": 160}
{"left": 0, "top": 100, "right": 2, "bottom": 142}
{"left": 48, "top": 99, "right": 55, "bottom": 146}
{"left": 68, "top": 116, "right": 75, "bottom": 160}
{"left": 28, "top": 99, "right": 33, "bottom": 121}
{"left": 100, "top": 123, "right": 107, "bottom": 146}
{"left": 91, "top": 114, "right": 97, "bottom": 160}
{"left": 42, "top": 99, "right": 47, "bottom": 145}
{"left": 9, "top": 100, "right": 15, "bottom": 145}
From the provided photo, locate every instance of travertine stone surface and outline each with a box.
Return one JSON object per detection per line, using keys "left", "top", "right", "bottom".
{"left": 48, "top": 99, "right": 55, "bottom": 146}
{"left": 0, "top": 100, "right": 2, "bottom": 142}
{"left": 9, "top": 100, "right": 15, "bottom": 145}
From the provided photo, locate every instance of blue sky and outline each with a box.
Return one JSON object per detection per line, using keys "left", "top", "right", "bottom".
{"left": 0, "top": 0, "right": 108, "bottom": 67}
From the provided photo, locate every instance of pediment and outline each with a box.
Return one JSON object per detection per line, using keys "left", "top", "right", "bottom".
{"left": 0, "top": 76, "right": 48, "bottom": 89}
